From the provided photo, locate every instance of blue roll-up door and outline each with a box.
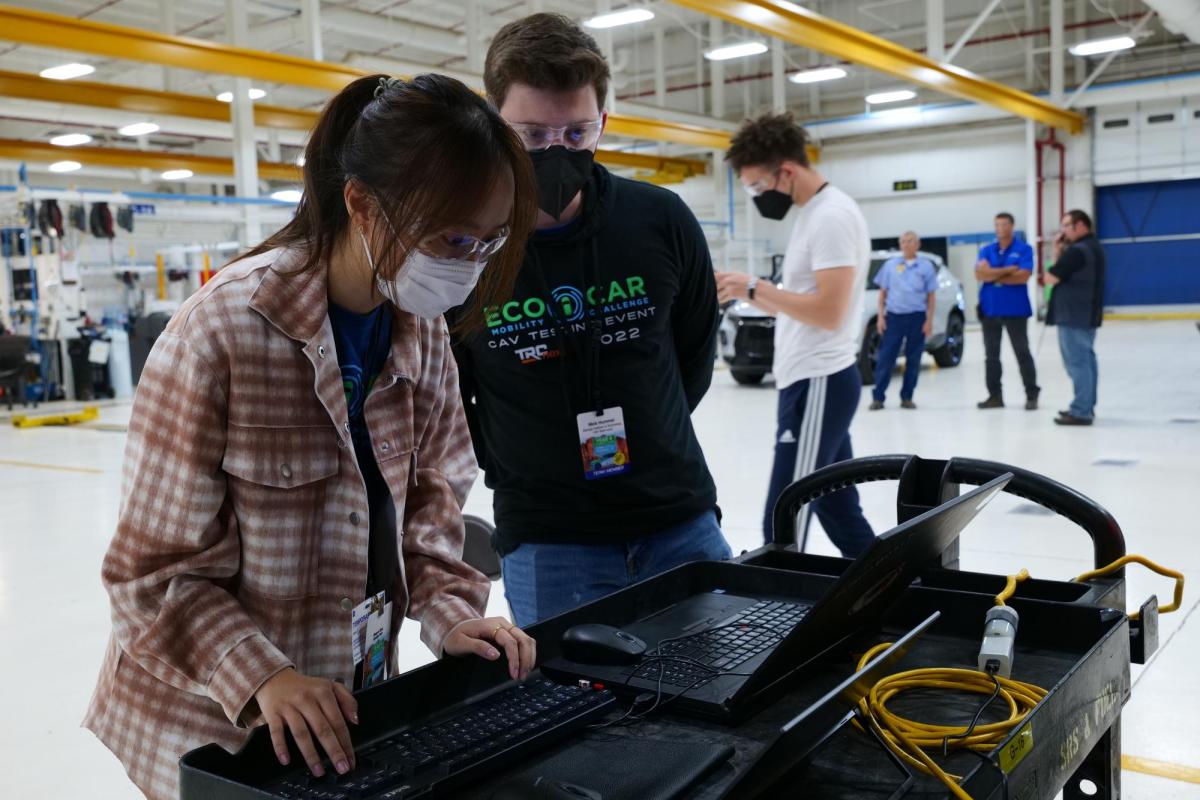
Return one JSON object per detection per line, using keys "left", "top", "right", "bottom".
{"left": 1095, "top": 178, "right": 1200, "bottom": 306}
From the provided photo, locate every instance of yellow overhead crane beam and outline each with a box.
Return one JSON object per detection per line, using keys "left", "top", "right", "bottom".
{"left": 0, "top": 5, "right": 730, "bottom": 152}
{"left": 0, "top": 69, "right": 710, "bottom": 179}
{"left": 668, "top": 0, "right": 1085, "bottom": 134}
{"left": 0, "top": 138, "right": 301, "bottom": 181}
{"left": 0, "top": 69, "right": 315, "bottom": 131}
{"left": 0, "top": 137, "right": 712, "bottom": 185}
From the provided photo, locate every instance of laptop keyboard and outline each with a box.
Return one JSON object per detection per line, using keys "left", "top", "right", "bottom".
{"left": 624, "top": 600, "right": 811, "bottom": 688}
{"left": 261, "top": 679, "right": 614, "bottom": 799}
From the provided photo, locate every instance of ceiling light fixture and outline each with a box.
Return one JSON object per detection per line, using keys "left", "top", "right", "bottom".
{"left": 50, "top": 133, "right": 93, "bottom": 147}
{"left": 271, "top": 189, "right": 302, "bottom": 203}
{"left": 704, "top": 41, "right": 769, "bottom": 61}
{"left": 49, "top": 160, "right": 82, "bottom": 173}
{"left": 161, "top": 169, "right": 194, "bottom": 180}
{"left": 39, "top": 63, "right": 95, "bottom": 81}
{"left": 584, "top": 8, "right": 655, "bottom": 29}
{"left": 790, "top": 67, "right": 848, "bottom": 84}
{"left": 217, "top": 88, "right": 267, "bottom": 102}
{"left": 118, "top": 122, "right": 159, "bottom": 137}
{"left": 1068, "top": 36, "right": 1136, "bottom": 57}
{"left": 866, "top": 89, "right": 917, "bottom": 105}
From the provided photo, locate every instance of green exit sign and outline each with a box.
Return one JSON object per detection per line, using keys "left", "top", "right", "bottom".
{"left": 893, "top": 180, "right": 918, "bottom": 192}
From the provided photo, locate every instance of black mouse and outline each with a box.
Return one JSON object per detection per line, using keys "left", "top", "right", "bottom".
{"left": 560, "top": 623, "right": 646, "bottom": 665}
{"left": 490, "top": 775, "right": 603, "bottom": 800}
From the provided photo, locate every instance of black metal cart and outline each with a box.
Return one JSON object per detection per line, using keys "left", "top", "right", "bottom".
{"left": 181, "top": 455, "right": 1156, "bottom": 800}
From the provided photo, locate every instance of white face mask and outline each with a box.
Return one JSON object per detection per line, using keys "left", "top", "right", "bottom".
{"left": 359, "top": 228, "right": 487, "bottom": 319}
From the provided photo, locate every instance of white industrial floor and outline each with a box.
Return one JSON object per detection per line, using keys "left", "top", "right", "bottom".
{"left": 0, "top": 319, "right": 1197, "bottom": 799}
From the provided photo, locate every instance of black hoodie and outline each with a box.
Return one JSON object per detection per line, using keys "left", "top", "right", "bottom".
{"left": 452, "top": 164, "right": 720, "bottom": 555}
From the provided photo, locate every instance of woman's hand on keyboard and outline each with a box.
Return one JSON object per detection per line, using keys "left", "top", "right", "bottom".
{"left": 255, "top": 668, "right": 359, "bottom": 777}
{"left": 444, "top": 617, "right": 537, "bottom": 682}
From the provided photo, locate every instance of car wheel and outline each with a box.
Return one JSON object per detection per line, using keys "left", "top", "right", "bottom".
{"left": 933, "top": 311, "right": 965, "bottom": 367}
{"left": 858, "top": 322, "right": 880, "bottom": 385}
{"left": 731, "top": 368, "right": 765, "bottom": 385}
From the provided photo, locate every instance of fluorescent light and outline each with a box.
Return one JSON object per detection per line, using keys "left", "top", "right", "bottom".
{"left": 271, "top": 189, "right": 302, "bottom": 203}
{"left": 1069, "top": 35, "right": 1136, "bottom": 57}
{"left": 866, "top": 89, "right": 917, "bottom": 105}
{"left": 118, "top": 122, "right": 159, "bottom": 136}
{"left": 584, "top": 8, "right": 654, "bottom": 28}
{"left": 790, "top": 67, "right": 848, "bottom": 84}
{"left": 704, "top": 41, "right": 769, "bottom": 61}
{"left": 39, "top": 63, "right": 94, "bottom": 81}
{"left": 50, "top": 133, "right": 92, "bottom": 147}
{"left": 49, "top": 161, "right": 82, "bottom": 173}
{"left": 161, "top": 169, "right": 194, "bottom": 180}
{"left": 217, "top": 88, "right": 267, "bottom": 102}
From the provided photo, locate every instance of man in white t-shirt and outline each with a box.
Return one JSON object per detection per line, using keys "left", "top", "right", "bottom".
{"left": 716, "top": 112, "right": 875, "bottom": 556}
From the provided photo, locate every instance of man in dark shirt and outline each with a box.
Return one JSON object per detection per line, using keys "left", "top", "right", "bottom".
{"left": 1046, "top": 209, "right": 1106, "bottom": 426}
{"left": 452, "top": 14, "right": 727, "bottom": 626}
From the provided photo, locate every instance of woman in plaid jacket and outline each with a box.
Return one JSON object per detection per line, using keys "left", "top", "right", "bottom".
{"left": 85, "top": 74, "right": 538, "bottom": 799}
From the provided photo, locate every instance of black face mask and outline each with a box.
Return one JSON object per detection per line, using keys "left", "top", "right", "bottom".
{"left": 753, "top": 189, "right": 793, "bottom": 221}
{"left": 529, "top": 146, "right": 595, "bottom": 220}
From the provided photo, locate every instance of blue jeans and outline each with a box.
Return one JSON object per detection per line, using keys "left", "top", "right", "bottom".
{"left": 500, "top": 509, "right": 731, "bottom": 627}
{"left": 873, "top": 312, "right": 926, "bottom": 402}
{"left": 1057, "top": 325, "right": 1098, "bottom": 419}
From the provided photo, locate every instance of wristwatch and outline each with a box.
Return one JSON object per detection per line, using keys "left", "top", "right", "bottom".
{"left": 747, "top": 276, "right": 759, "bottom": 301}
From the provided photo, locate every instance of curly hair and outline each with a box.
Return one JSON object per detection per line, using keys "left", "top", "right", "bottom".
{"left": 726, "top": 112, "right": 810, "bottom": 172}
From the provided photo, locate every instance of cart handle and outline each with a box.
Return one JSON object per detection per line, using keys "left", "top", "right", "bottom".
{"left": 771, "top": 454, "right": 1126, "bottom": 571}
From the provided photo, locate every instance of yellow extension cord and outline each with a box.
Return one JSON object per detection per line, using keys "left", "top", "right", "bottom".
{"left": 853, "top": 554, "right": 1185, "bottom": 800}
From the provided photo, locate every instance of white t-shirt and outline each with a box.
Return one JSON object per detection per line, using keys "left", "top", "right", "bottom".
{"left": 772, "top": 185, "right": 870, "bottom": 389}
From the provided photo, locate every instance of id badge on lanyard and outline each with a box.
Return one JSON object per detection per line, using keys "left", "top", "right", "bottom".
{"left": 350, "top": 591, "right": 392, "bottom": 688}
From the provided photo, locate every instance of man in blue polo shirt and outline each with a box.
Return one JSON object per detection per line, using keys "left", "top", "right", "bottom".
{"left": 975, "top": 212, "right": 1040, "bottom": 410}
{"left": 869, "top": 231, "right": 938, "bottom": 410}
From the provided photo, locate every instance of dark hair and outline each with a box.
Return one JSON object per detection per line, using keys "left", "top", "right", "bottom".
{"left": 484, "top": 14, "right": 610, "bottom": 111}
{"left": 726, "top": 112, "right": 810, "bottom": 172}
{"left": 1064, "top": 209, "right": 1093, "bottom": 230}
{"left": 995, "top": 212, "right": 1016, "bottom": 225}
{"left": 235, "top": 73, "right": 536, "bottom": 334}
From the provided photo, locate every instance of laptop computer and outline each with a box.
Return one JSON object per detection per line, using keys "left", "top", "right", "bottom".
{"left": 719, "top": 611, "right": 940, "bottom": 798}
{"left": 544, "top": 474, "right": 1010, "bottom": 722}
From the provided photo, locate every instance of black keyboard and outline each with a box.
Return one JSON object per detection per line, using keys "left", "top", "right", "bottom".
{"left": 262, "top": 679, "right": 615, "bottom": 799}
{"left": 625, "top": 600, "right": 811, "bottom": 688}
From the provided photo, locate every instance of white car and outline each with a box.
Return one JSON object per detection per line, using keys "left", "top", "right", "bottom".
{"left": 718, "top": 250, "right": 966, "bottom": 385}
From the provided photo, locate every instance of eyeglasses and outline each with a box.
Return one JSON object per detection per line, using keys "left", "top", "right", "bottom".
{"left": 421, "top": 226, "right": 510, "bottom": 262}
{"left": 742, "top": 168, "right": 782, "bottom": 198}
{"left": 509, "top": 120, "right": 604, "bottom": 152}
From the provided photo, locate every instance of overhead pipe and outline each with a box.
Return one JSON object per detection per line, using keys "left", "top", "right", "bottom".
{"left": 1034, "top": 128, "right": 1066, "bottom": 280}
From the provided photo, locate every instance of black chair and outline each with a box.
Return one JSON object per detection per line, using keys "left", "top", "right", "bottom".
{"left": 0, "top": 336, "right": 33, "bottom": 411}
{"left": 462, "top": 514, "right": 502, "bottom": 581}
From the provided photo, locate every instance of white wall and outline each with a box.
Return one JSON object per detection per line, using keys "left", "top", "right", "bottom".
{"left": 1093, "top": 96, "right": 1200, "bottom": 185}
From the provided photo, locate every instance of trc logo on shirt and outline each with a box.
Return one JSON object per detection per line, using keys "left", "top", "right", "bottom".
{"left": 516, "top": 344, "right": 561, "bottom": 365}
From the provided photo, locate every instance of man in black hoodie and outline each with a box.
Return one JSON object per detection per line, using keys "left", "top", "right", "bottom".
{"left": 453, "top": 13, "right": 727, "bottom": 627}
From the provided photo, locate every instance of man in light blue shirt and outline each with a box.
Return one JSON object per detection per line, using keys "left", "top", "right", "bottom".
{"left": 869, "top": 231, "right": 938, "bottom": 409}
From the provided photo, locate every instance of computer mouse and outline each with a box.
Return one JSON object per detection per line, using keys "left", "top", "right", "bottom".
{"left": 489, "top": 775, "right": 603, "bottom": 800}
{"left": 560, "top": 623, "right": 646, "bottom": 665}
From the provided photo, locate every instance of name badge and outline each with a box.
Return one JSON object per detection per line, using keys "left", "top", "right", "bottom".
{"left": 577, "top": 406, "right": 631, "bottom": 480}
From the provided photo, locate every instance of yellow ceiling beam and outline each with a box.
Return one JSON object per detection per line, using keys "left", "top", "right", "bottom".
{"left": 0, "top": 138, "right": 301, "bottom": 181}
{"left": 0, "top": 69, "right": 315, "bottom": 130}
{"left": 0, "top": 5, "right": 359, "bottom": 92}
{"left": 668, "top": 0, "right": 1085, "bottom": 134}
{"left": 0, "top": 6, "right": 735, "bottom": 150}
{"left": 595, "top": 149, "right": 709, "bottom": 176}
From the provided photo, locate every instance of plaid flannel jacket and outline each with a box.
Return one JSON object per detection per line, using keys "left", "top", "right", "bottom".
{"left": 84, "top": 247, "right": 489, "bottom": 799}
